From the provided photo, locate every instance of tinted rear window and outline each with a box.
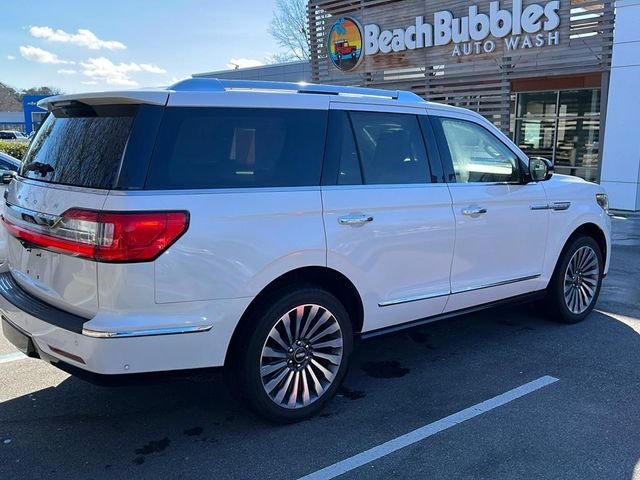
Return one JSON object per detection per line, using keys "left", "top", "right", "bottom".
{"left": 145, "top": 107, "right": 327, "bottom": 190}
{"left": 21, "top": 104, "right": 136, "bottom": 189}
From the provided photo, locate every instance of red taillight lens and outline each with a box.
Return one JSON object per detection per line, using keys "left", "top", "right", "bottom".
{"left": 2, "top": 209, "right": 189, "bottom": 262}
{"left": 95, "top": 211, "right": 189, "bottom": 261}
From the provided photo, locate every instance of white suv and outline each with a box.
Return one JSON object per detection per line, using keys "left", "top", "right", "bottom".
{"left": 0, "top": 79, "right": 611, "bottom": 422}
{"left": 0, "top": 130, "right": 29, "bottom": 143}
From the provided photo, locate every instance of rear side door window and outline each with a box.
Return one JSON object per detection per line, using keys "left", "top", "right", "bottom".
{"left": 348, "top": 111, "right": 431, "bottom": 185}
{"left": 145, "top": 108, "right": 328, "bottom": 190}
{"left": 432, "top": 117, "right": 521, "bottom": 183}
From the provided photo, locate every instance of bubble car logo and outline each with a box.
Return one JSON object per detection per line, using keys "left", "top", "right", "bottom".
{"left": 328, "top": 17, "right": 364, "bottom": 71}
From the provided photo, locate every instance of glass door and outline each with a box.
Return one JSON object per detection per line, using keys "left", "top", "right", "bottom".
{"left": 511, "top": 88, "right": 601, "bottom": 183}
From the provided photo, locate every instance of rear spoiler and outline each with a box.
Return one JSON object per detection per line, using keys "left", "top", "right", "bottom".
{"left": 38, "top": 90, "right": 170, "bottom": 111}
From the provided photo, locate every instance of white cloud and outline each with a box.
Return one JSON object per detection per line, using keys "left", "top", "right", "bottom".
{"left": 57, "top": 68, "right": 77, "bottom": 75}
{"left": 7, "top": 55, "right": 15, "bottom": 60}
{"left": 227, "top": 58, "right": 264, "bottom": 69}
{"left": 81, "top": 57, "right": 167, "bottom": 87}
{"left": 29, "top": 26, "right": 126, "bottom": 51}
{"left": 19, "top": 45, "right": 74, "bottom": 64}
{"left": 81, "top": 81, "right": 98, "bottom": 85}
{"left": 139, "top": 63, "right": 166, "bottom": 74}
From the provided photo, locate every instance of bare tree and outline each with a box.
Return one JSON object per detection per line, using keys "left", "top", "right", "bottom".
{"left": 0, "top": 83, "right": 64, "bottom": 111}
{"left": 268, "top": 0, "right": 310, "bottom": 62}
{"left": 265, "top": 52, "right": 297, "bottom": 65}
{"left": 0, "top": 83, "right": 21, "bottom": 111}
{"left": 22, "top": 86, "right": 64, "bottom": 97}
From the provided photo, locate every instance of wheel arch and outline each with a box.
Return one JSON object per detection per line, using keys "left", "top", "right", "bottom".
{"left": 551, "top": 222, "right": 607, "bottom": 281}
{"left": 567, "top": 222, "right": 607, "bottom": 262}
{"left": 224, "top": 266, "right": 364, "bottom": 366}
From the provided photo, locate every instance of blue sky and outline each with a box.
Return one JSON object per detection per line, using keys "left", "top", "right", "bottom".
{"left": 0, "top": 0, "right": 281, "bottom": 93}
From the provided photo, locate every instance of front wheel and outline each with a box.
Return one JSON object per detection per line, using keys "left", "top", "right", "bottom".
{"left": 236, "top": 287, "right": 352, "bottom": 423}
{"left": 544, "top": 236, "right": 603, "bottom": 323}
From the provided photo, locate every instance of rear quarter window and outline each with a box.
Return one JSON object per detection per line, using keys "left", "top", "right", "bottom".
{"left": 144, "top": 107, "right": 328, "bottom": 190}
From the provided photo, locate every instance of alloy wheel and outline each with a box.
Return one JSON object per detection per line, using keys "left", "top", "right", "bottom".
{"left": 563, "top": 246, "right": 599, "bottom": 315}
{"left": 260, "top": 304, "right": 343, "bottom": 409}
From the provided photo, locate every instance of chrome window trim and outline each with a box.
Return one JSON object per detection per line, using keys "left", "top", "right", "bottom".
{"left": 446, "top": 182, "right": 517, "bottom": 187}
{"left": 108, "top": 185, "right": 322, "bottom": 196}
{"left": 110, "top": 184, "right": 455, "bottom": 195}
{"left": 323, "top": 183, "right": 445, "bottom": 191}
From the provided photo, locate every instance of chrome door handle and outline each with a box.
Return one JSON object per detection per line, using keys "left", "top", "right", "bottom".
{"left": 338, "top": 214, "right": 374, "bottom": 225}
{"left": 462, "top": 207, "right": 487, "bottom": 216}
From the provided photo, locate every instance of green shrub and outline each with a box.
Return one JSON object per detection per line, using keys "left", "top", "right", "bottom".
{"left": 0, "top": 141, "right": 29, "bottom": 160}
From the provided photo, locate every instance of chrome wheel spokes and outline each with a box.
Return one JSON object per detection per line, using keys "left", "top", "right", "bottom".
{"left": 563, "top": 246, "right": 599, "bottom": 315}
{"left": 260, "top": 304, "right": 343, "bottom": 409}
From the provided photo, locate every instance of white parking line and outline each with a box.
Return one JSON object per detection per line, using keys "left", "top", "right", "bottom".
{"left": 298, "top": 375, "right": 559, "bottom": 480}
{"left": 0, "top": 351, "right": 26, "bottom": 364}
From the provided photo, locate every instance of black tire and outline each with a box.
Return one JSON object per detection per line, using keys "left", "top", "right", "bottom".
{"left": 543, "top": 235, "right": 603, "bottom": 324}
{"left": 234, "top": 286, "right": 353, "bottom": 423}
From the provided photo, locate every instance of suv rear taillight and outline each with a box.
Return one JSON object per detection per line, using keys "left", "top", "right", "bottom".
{"left": 2, "top": 209, "right": 189, "bottom": 262}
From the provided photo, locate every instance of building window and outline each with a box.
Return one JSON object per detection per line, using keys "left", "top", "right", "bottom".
{"left": 511, "top": 88, "right": 601, "bottom": 182}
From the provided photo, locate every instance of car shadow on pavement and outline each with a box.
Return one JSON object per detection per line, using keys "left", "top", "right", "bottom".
{"left": 1, "top": 303, "right": 639, "bottom": 480}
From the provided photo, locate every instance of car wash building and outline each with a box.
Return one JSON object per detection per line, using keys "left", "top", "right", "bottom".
{"left": 304, "top": 0, "right": 640, "bottom": 211}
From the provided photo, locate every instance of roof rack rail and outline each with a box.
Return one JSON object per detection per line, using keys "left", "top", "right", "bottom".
{"left": 168, "top": 78, "right": 425, "bottom": 103}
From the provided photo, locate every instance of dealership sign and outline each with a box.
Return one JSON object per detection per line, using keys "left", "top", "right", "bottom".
{"left": 328, "top": 0, "right": 561, "bottom": 71}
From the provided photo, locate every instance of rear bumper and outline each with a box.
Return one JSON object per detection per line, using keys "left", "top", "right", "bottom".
{"left": 0, "top": 272, "right": 86, "bottom": 333}
{"left": 0, "top": 272, "right": 251, "bottom": 375}
{"left": 1, "top": 316, "right": 221, "bottom": 385}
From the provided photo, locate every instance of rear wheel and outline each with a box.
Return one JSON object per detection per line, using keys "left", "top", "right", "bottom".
{"left": 543, "top": 236, "right": 603, "bottom": 323}
{"left": 236, "top": 286, "right": 352, "bottom": 423}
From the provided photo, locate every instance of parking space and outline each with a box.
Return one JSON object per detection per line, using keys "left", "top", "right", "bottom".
{"left": 0, "top": 215, "right": 639, "bottom": 480}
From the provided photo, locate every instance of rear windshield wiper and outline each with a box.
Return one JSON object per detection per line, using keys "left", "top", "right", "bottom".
{"left": 23, "top": 162, "right": 55, "bottom": 178}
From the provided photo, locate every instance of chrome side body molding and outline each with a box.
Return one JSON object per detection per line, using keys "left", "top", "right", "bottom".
{"left": 378, "top": 290, "right": 449, "bottom": 307}
{"left": 379, "top": 274, "right": 541, "bottom": 307}
{"left": 530, "top": 201, "right": 571, "bottom": 211}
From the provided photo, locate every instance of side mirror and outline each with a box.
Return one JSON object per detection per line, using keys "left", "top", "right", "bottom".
{"left": 528, "top": 157, "right": 553, "bottom": 182}
{"left": 1, "top": 170, "right": 16, "bottom": 185}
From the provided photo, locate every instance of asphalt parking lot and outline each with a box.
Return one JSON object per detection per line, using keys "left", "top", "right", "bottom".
{"left": 0, "top": 214, "right": 639, "bottom": 480}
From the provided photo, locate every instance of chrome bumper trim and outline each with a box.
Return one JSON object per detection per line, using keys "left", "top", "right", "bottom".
{"left": 82, "top": 324, "right": 213, "bottom": 338}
